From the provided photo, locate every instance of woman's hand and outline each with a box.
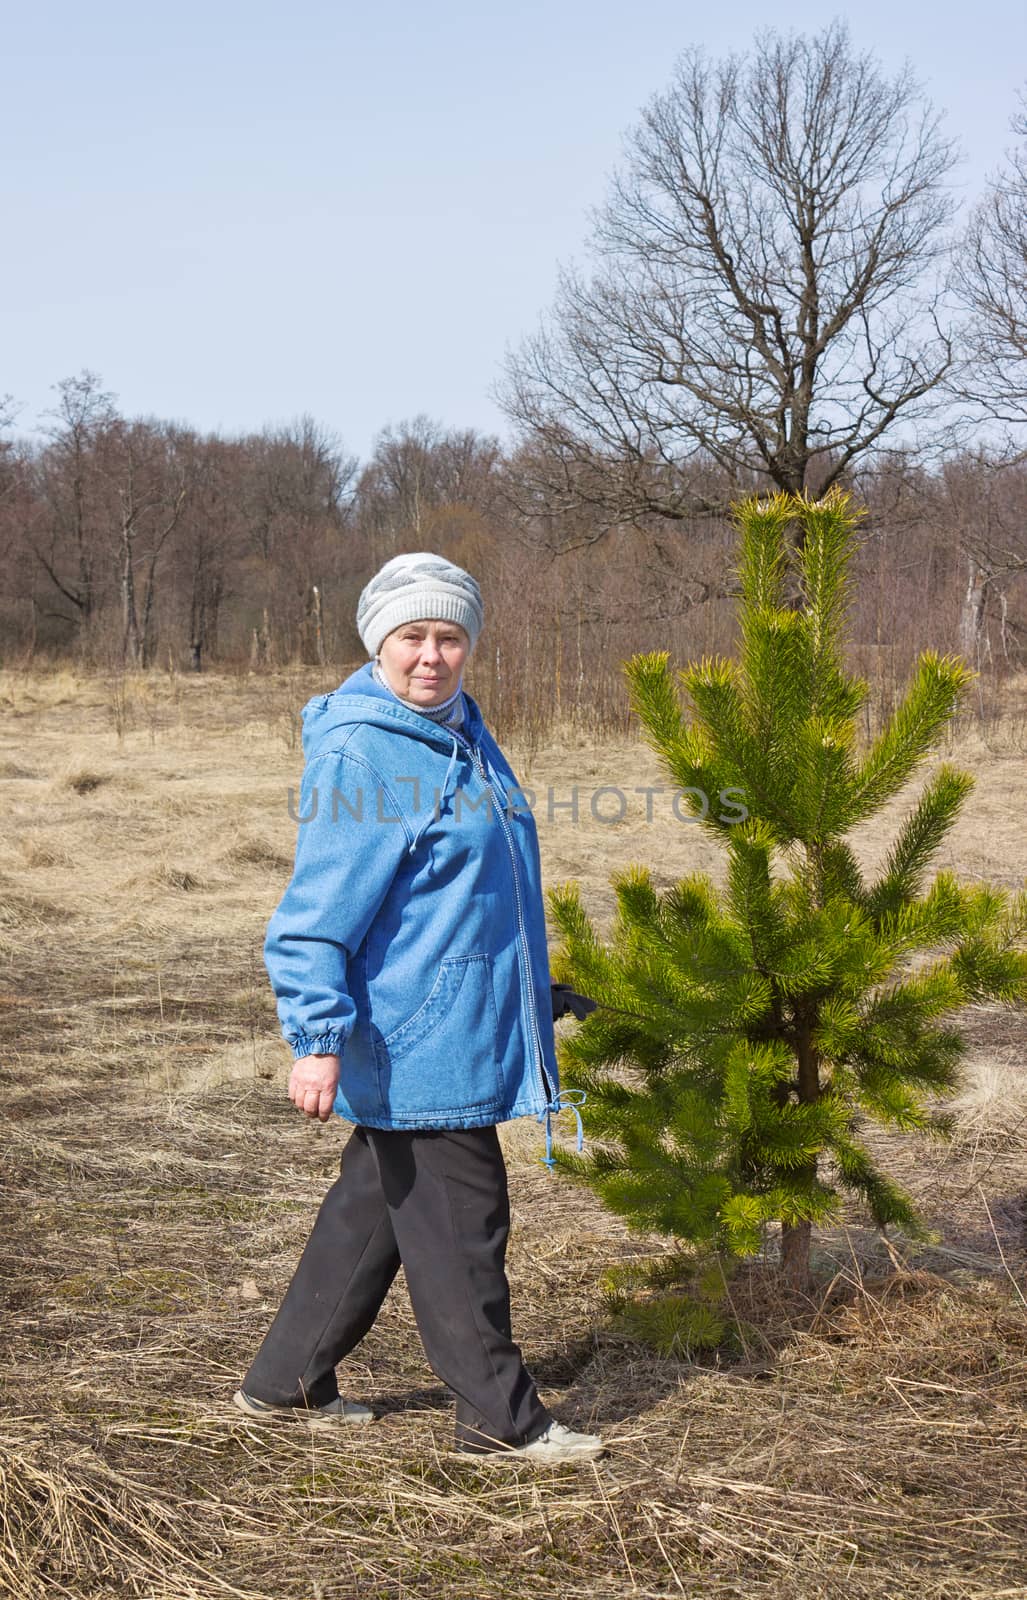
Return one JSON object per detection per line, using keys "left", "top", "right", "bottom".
{"left": 289, "top": 1053, "right": 340, "bottom": 1121}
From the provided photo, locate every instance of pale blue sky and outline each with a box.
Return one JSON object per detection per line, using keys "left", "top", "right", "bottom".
{"left": 3, "top": 0, "right": 1025, "bottom": 460}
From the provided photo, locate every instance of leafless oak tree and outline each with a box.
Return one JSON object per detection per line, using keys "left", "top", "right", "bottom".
{"left": 953, "top": 89, "right": 1027, "bottom": 452}
{"left": 499, "top": 22, "right": 958, "bottom": 541}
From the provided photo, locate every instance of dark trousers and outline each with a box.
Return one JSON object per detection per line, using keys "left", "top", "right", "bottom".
{"left": 242, "top": 1123, "right": 551, "bottom": 1452}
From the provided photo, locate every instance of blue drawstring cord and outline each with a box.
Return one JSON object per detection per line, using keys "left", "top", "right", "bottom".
{"left": 407, "top": 739, "right": 459, "bottom": 856}
{"left": 537, "top": 1090, "right": 587, "bottom": 1171}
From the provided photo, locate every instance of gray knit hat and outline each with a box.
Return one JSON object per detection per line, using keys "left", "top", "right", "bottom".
{"left": 356, "top": 551, "right": 484, "bottom": 658}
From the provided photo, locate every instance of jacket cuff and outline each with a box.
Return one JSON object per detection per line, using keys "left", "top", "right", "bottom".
{"left": 289, "top": 1033, "right": 345, "bottom": 1060}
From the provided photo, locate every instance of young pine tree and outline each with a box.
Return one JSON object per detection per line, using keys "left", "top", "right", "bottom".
{"left": 548, "top": 492, "right": 1027, "bottom": 1289}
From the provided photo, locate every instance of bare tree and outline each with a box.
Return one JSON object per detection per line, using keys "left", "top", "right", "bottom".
{"left": 939, "top": 454, "right": 1027, "bottom": 674}
{"left": 107, "top": 421, "right": 193, "bottom": 666}
{"left": 953, "top": 89, "right": 1027, "bottom": 452}
{"left": 173, "top": 436, "right": 245, "bottom": 671}
{"left": 240, "top": 416, "right": 357, "bottom": 659}
{"left": 245, "top": 416, "right": 356, "bottom": 567}
{"left": 0, "top": 393, "right": 20, "bottom": 536}
{"left": 499, "top": 22, "right": 958, "bottom": 541}
{"left": 31, "top": 371, "right": 118, "bottom": 630}
{"left": 354, "top": 417, "right": 503, "bottom": 564}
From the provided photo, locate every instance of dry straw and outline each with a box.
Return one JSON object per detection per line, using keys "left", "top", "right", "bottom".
{"left": 0, "top": 668, "right": 1025, "bottom": 1598}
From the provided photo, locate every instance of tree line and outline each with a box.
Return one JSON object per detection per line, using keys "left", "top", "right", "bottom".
{"left": 1, "top": 24, "right": 1025, "bottom": 737}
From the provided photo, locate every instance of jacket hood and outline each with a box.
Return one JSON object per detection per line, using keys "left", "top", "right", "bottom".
{"left": 300, "top": 660, "right": 485, "bottom": 763}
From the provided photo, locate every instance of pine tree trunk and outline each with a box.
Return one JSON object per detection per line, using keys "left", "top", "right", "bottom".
{"left": 780, "top": 1221, "right": 812, "bottom": 1290}
{"left": 779, "top": 1014, "right": 820, "bottom": 1290}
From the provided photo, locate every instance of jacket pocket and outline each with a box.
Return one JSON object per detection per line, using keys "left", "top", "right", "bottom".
{"left": 373, "top": 953, "right": 503, "bottom": 1114}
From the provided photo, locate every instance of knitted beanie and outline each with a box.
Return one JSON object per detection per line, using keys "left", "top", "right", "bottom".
{"left": 355, "top": 552, "right": 484, "bottom": 658}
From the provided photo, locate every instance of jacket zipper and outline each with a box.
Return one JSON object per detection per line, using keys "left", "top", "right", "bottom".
{"left": 449, "top": 730, "right": 553, "bottom": 1104}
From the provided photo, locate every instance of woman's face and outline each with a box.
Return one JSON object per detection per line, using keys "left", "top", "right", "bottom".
{"left": 377, "top": 619, "right": 470, "bottom": 706}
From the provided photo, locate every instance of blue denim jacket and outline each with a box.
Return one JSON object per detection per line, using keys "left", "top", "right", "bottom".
{"left": 264, "top": 662, "right": 562, "bottom": 1130}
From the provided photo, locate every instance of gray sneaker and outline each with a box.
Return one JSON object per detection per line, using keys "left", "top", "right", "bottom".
{"left": 232, "top": 1389, "right": 374, "bottom": 1425}
{"left": 481, "top": 1420, "right": 605, "bottom": 1463}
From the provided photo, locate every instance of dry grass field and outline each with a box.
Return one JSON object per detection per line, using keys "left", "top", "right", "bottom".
{"left": 1, "top": 665, "right": 1026, "bottom": 1600}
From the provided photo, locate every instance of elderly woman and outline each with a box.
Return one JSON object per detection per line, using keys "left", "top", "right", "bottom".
{"left": 233, "top": 552, "right": 603, "bottom": 1462}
